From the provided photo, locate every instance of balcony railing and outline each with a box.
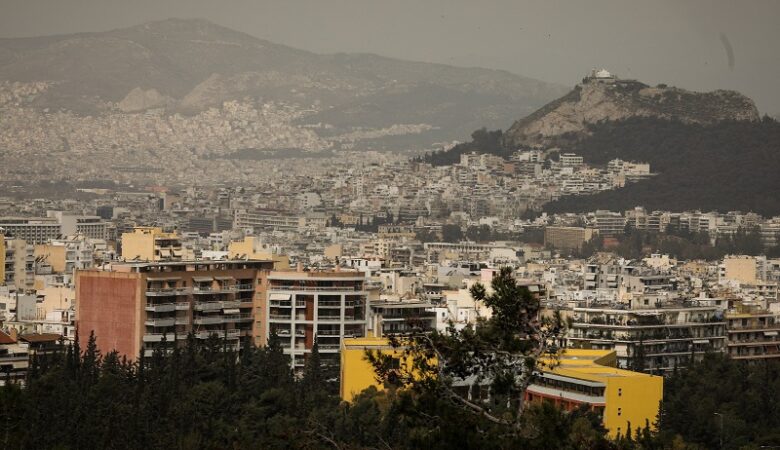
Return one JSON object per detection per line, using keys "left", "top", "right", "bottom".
{"left": 194, "top": 301, "right": 223, "bottom": 311}
{"left": 144, "top": 318, "right": 175, "bottom": 327}
{"left": 146, "top": 288, "right": 189, "bottom": 297}
{"left": 318, "top": 315, "right": 343, "bottom": 322}
{"left": 319, "top": 344, "right": 341, "bottom": 350}
{"left": 145, "top": 303, "right": 176, "bottom": 313}
{"left": 236, "top": 284, "right": 255, "bottom": 291}
{"left": 269, "top": 286, "right": 363, "bottom": 292}
{"left": 143, "top": 333, "right": 176, "bottom": 343}
{"left": 318, "top": 330, "right": 341, "bottom": 337}
{"left": 269, "top": 314, "right": 292, "bottom": 320}
{"left": 193, "top": 316, "right": 223, "bottom": 325}
{"left": 175, "top": 302, "right": 190, "bottom": 310}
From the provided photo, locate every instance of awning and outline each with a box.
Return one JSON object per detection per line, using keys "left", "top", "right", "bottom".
{"left": 764, "top": 331, "right": 779, "bottom": 337}
{"left": 215, "top": 276, "right": 235, "bottom": 281}
{"left": 148, "top": 276, "right": 181, "bottom": 281}
{"left": 223, "top": 308, "right": 240, "bottom": 314}
{"left": 269, "top": 293, "right": 291, "bottom": 301}
{"left": 192, "top": 276, "right": 213, "bottom": 283}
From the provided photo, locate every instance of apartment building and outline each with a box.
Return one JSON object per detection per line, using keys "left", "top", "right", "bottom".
{"left": 725, "top": 306, "right": 780, "bottom": 360}
{"left": 524, "top": 349, "right": 662, "bottom": 438}
{"left": 340, "top": 340, "right": 661, "bottom": 439}
{"left": 0, "top": 217, "right": 61, "bottom": 244}
{"left": 234, "top": 209, "right": 301, "bottom": 233}
{"left": 594, "top": 211, "right": 627, "bottom": 237}
{"left": 34, "top": 236, "right": 95, "bottom": 274}
{"left": 51, "top": 213, "right": 109, "bottom": 240}
{"left": 567, "top": 300, "right": 726, "bottom": 373}
{"left": 0, "top": 331, "right": 28, "bottom": 386}
{"left": 263, "top": 269, "right": 368, "bottom": 369}
{"left": 3, "top": 238, "right": 34, "bottom": 290}
{"left": 369, "top": 300, "right": 437, "bottom": 337}
{"left": 120, "top": 227, "right": 183, "bottom": 261}
{"left": 76, "top": 259, "right": 275, "bottom": 359}
{"left": 544, "top": 226, "right": 596, "bottom": 251}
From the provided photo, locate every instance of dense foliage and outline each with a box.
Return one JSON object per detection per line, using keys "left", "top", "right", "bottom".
{"left": 3, "top": 304, "right": 778, "bottom": 448}
{"left": 662, "top": 354, "right": 780, "bottom": 449}
{"left": 545, "top": 116, "right": 780, "bottom": 215}
{"left": 418, "top": 127, "right": 507, "bottom": 166}
{"left": 569, "top": 226, "right": 779, "bottom": 260}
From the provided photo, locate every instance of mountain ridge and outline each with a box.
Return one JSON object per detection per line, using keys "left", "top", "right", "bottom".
{"left": 0, "top": 18, "right": 565, "bottom": 126}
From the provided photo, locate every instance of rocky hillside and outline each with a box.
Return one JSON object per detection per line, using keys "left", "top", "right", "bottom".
{"left": 0, "top": 19, "right": 565, "bottom": 152}
{"left": 504, "top": 73, "right": 759, "bottom": 148}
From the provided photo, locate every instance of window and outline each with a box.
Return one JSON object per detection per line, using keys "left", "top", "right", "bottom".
{"left": 617, "top": 407, "right": 622, "bottom": 416}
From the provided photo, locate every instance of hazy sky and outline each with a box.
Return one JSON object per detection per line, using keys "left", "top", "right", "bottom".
{"left": 2, "top": 0, "right": 779, "bottom": 114}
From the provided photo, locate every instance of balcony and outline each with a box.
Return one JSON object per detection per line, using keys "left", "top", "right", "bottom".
{"left": 146, "top": 287, "right": 189, "bottom": 297}
{"left": 175, "top": 302, "right": 190, "bottom": 311}
{"left": 195, "top": 329, "right": 241, "bottom": 340}
{"left": 143, "top": 333, "right": 176, "bottom": 343}
{"left": 318, "top": 315, "right": 343, "bottom": 322}
{"left": 144, "top": 303, "right": 176, "bottom": 313}
{"left": 269, "top": 300, "right": 292, "bottom": 308}
{"left": 269, "top": 286, "right": 363, "bottom": 292}
{"left": 237, "top": 314, "right": 254, "bottom": 323}
{"left": 175, "top": 317, "right": 190, "bottom": 325}
{"left": 194, "top": 301, "right": 223, "bottom": 311}
{"left": 144, "top": 318, "right": 175, "bottom": 327}
{"left": 236, "top": 284, "right": 255, "bottom": 291}
{"left": 318, "top": 330, "right": 341, "bottom": 337}
{"left": 317, "top": 300, "right": 345, "bottom": 308}
{"left": 319, "top": 344, "right": 341, "bottom": 351}
{"left": 269, "top": 314, "right": 292, "bottom": 321}
{"left": 193, "top": 316, "right": 224, "bottom": 325}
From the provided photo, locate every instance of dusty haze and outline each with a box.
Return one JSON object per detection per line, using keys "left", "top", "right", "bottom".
{"left": 1, "top": 0, "right": 778, "bottom": 115}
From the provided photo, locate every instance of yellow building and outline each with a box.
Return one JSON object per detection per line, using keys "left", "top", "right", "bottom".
{"left": 340, "top": 339, "right": 661, "bottom": 438}
{"left": 722, "top": 255, "right": 758, "bottom": 285}
{"left": 527, "top": 349, "right": 663, "bottom": 437}
{"left": 340, "top": 336, "right": 423, "bottom": 402}
{"left": 228, "top": 236, "right": 289, "bottom": 269}
{"left": 34, "top": 243, "right": 67, "bottom": 273}
{"left": 120, "top": 227, "right": 182, "bottom": 262}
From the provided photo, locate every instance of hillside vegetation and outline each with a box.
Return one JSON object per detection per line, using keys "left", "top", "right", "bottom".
{"left": 544, "top": 117, "right": 780, "bottom": 215}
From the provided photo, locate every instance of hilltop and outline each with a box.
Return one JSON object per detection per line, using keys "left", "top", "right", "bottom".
{"left": 503, "top": 69, "right": 759, "bottom": 148}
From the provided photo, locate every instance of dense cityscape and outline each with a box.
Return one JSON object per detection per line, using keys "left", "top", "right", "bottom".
{"left": 1, "top": 2, "right": 780, "bottom": 449}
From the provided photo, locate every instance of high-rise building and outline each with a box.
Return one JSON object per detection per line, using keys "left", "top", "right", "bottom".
{"left": 76, "top": 259, "right": 275, "bottom": 359}
{"left": 263, "top": 269, "right": 368, "bottom": 369}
